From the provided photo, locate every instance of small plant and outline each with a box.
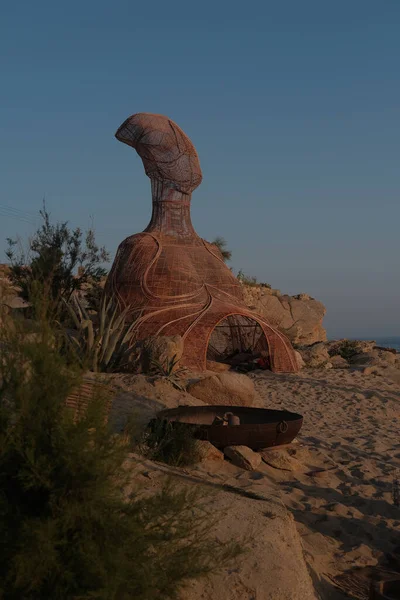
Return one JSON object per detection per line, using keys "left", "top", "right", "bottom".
{"left": 142, "top": 418, "right": 202, "bottom": 467}
{"left": 237, "top": 270, "right": 272, "bottom": 288}
{"left": 64, "top": 293, "right": 135, "bottom": 372}
{"left": 150, "top": 353, "right": 186, "bottom": 390}
{"left": 237, "top": 270, "right": 258, "bottom": 286}
{"left": 150, "top": 353, "right": 181, "bottom": 376}
{"left": 337, "top": 339, "right": 360, "bottom": 360}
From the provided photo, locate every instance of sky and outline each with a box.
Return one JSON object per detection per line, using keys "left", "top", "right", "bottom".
{"left": 0, "top": 0, "right": 399, "bottom": 339}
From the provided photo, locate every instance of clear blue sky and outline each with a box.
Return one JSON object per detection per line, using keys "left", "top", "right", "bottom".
{"left": 1, "top": 0, "right": 399, "bottom": 338}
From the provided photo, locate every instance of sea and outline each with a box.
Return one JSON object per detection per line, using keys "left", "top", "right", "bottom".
{"left": 362, "top": 336, "right": 400, "bottom": 353}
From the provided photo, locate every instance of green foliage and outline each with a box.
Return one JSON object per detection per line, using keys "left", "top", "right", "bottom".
{"left": 6, "top": 203, "right": 109, "bottom": 309}
{"left": 337, "top": 339, "right": 360, "bottom": 360}
{"left": 0, "top": 302, "right": 242, "bottom": 600}
{"left": 64, "top": 293, "right": 135, "bottom": 373}
{"left": 211, "top": 236, "right": 232, "bottom": 262}
{"left": 141, "top": 418, "right": 202, "bottom": 467}
{"left": 148, "top": 354, "right": 186, "bottom": 391}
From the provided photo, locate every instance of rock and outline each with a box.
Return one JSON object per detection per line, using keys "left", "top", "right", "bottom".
{"left": 174, "top": 485, "right": 318, "bottom": 600}
{"left": 242, "top": 285, "right": 326, "bottom": 346}
{"left": 205, "top": 360, "right": 231, "bottom": 373}
{"left": 362, "top": 366, "right": 380, "bottom": 376}
{"left": 349, "top": 349, "right": 397, "bottom": 367}
{"left": 374, "top": 345, "right": 398, "bottom": 355}
{"left": 260, "top": 444, "right": 337, "bottom": 474}
{"left": 95, "top": 373, "right": 205, "bottom": 433}
{"left": 187, "top": 372, "right": 255, "bottom": 407}
{"left": 294, "top": 351, "right": 305, "bottom": 370}
{"left": 298, "top": 342, "right": 330, "bottom": 368}
{"left": 260, "top": 448, "right": 302, "bottom": 471}
{"left": 193, "top": 440, "right": 224, "bottom": 462}
{"left": 327, "top": 339, "right": 376, "bottom": 357}
{"left": 141, "top": 335, "right": 184, "bottom": 374}
{"left": 224, "top": 445, "right": 262, "bottom": 470}
{"left": 330, "top": 355, "right": 349, "bottom": 369}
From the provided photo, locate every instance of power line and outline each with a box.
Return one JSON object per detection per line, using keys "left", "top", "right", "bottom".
{"left": 0, "top": 204, "right": 38, "bottom": 226}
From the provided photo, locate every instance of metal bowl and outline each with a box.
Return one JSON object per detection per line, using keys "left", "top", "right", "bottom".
{"left": 154, "top": 405, "right": 303, "bottom": 450}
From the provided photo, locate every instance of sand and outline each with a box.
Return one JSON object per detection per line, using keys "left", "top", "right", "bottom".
{"left": 180, "top": 367, "right": 400, "bottom": 598}
{"left": 114, "top": 367, "right": 400, "bottom": 598}
{"left": 242, "top": 368, "right": 400, "bottom": 598}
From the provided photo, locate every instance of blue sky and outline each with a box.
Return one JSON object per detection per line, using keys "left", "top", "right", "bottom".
{"left": 1, "top": 0, "right": 399, "bottom": 338}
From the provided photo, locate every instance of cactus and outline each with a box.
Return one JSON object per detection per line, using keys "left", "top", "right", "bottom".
{"left": 64, "top": 294, "right": 135, "bottom": 372}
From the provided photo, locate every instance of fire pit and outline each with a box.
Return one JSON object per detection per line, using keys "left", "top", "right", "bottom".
{"left": 153, "top": 405, "right": 303, "bottom": 450}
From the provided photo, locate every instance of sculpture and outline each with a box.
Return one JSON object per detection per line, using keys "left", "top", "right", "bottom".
{"left": 106, "top": 113, "right": 298, "bottom": 372}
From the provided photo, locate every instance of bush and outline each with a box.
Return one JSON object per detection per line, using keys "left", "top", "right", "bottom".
{"left": 141, "top": 418, "right": 202, "bottom": 467}
{"left": 6, "top": 204, "right": 109, "bottom": 310}
{"left": 237, "top": 270, "right": 271, "bottom": 288}
{"left": 0, "top": 301, "right": 241, "bottom": 599}
{"left": 211, "top": 236, "right": 232, "bottom": 262}
{"left": 337, "top": 339, "right": 360, "bottom": 360}
{"left": 64, "top": 293, "right": 135, "bottom": 373}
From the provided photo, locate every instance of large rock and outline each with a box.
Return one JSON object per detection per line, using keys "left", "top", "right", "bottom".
{"left": 194, "top": 440, "right": 224, "bottom": 463}
{"left": 224, "top": 445, "right": 262, "bottom": 470}
{"left": 330, "top": 355, "right": 349, "bottom": 369}
{"left": 242, "top": 285, "right": 326, "bottom": 345}
{"left": 298, "top": 343, "right": 330, "bottom": 368}
{"left": 182, "top": 489, "right": 318, "bottom": 600}
{"left": 349, "top": 349, "right": 397, "bottom": 367}
{"left": 187, "top": 372, "right": 255, "bottom": 407}
{"left": 141, "top": 335, "right": 184, "bottom": 374}
{"left": 94, "top": 372, "right": 205, "bottom": 433}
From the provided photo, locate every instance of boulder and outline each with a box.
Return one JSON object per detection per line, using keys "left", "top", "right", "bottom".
{"left": 330, "top": 355, "right": 349, "bottom": 369}
{"left": 242, "top": 284, "right": 326, "bottom": 345}
{"left": 326, "top": 339, "right": 377, "bottom": 359}
{"left": 260, "top": 448, "right": 302, "bottom": 471}
{"left": 187, "top": 372, "right": 255, "bottom": 407}
{"left": 95, "top": 373, "right": 205, "bottom": 433}
{"left": 349, "top": 349, "right": 397, "bottom": 367}
{"left": 141, "top": 335, "right": 184, "bottom": 374}
{"left": 298, "top": 343, "right": 330, "bottom": 368}
{"left": 224, "top": 445, "right": 262, "bottom": 470}
{"left": 193, "top": 440, "right": 224, "bottom": 463}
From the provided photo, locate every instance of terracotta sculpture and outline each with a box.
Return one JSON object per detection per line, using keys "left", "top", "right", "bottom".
{"left": 106, "top": 113, "right": 298, "bottom": 372}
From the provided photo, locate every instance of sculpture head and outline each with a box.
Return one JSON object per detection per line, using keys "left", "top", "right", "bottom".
{"left": 115, "top": 113, "right": 202, "bottom": 195}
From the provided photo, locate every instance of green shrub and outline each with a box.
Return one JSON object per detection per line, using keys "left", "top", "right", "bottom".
{"left": 141, "top": 418, "right": 202, "bottom": 467}
{"left": 64, "top": 293, "right": 135, "bottom": 372}
{"left": 337, "top": 339, "right": 360, "bottom": 360}
{"left": 6, "top": 203, "right": 109, "bottom": 311}
{"left": 237, "top": 270, "right": 271, "bottom": 288}
{"left": 211, "top": 236, "right": 232, "bottom": 262}
{"left": 0, "top": 303, "right": 241, "bottom": 600}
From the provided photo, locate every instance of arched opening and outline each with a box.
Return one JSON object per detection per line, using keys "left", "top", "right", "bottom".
{"left": 206, "top": 314, "right": 271, "bottom": 372}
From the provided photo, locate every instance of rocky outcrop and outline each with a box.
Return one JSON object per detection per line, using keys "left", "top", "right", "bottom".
{"left": 298, "top": 342, "right": 330, "bottom": 368}
{"left": 187, "top": 372, "right": 255, "bottom": 407}
{"left": 242, "top": 285, "right": 326, "bottom": 345}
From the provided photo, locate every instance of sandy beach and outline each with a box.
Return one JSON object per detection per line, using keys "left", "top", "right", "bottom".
{"left": 185, "top": 367, "right": 400, "bottom": 598}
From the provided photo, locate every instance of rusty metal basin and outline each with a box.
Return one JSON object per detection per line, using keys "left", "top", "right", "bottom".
{"left": 154, "top": 405, "right": 303, "bottom": 450}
